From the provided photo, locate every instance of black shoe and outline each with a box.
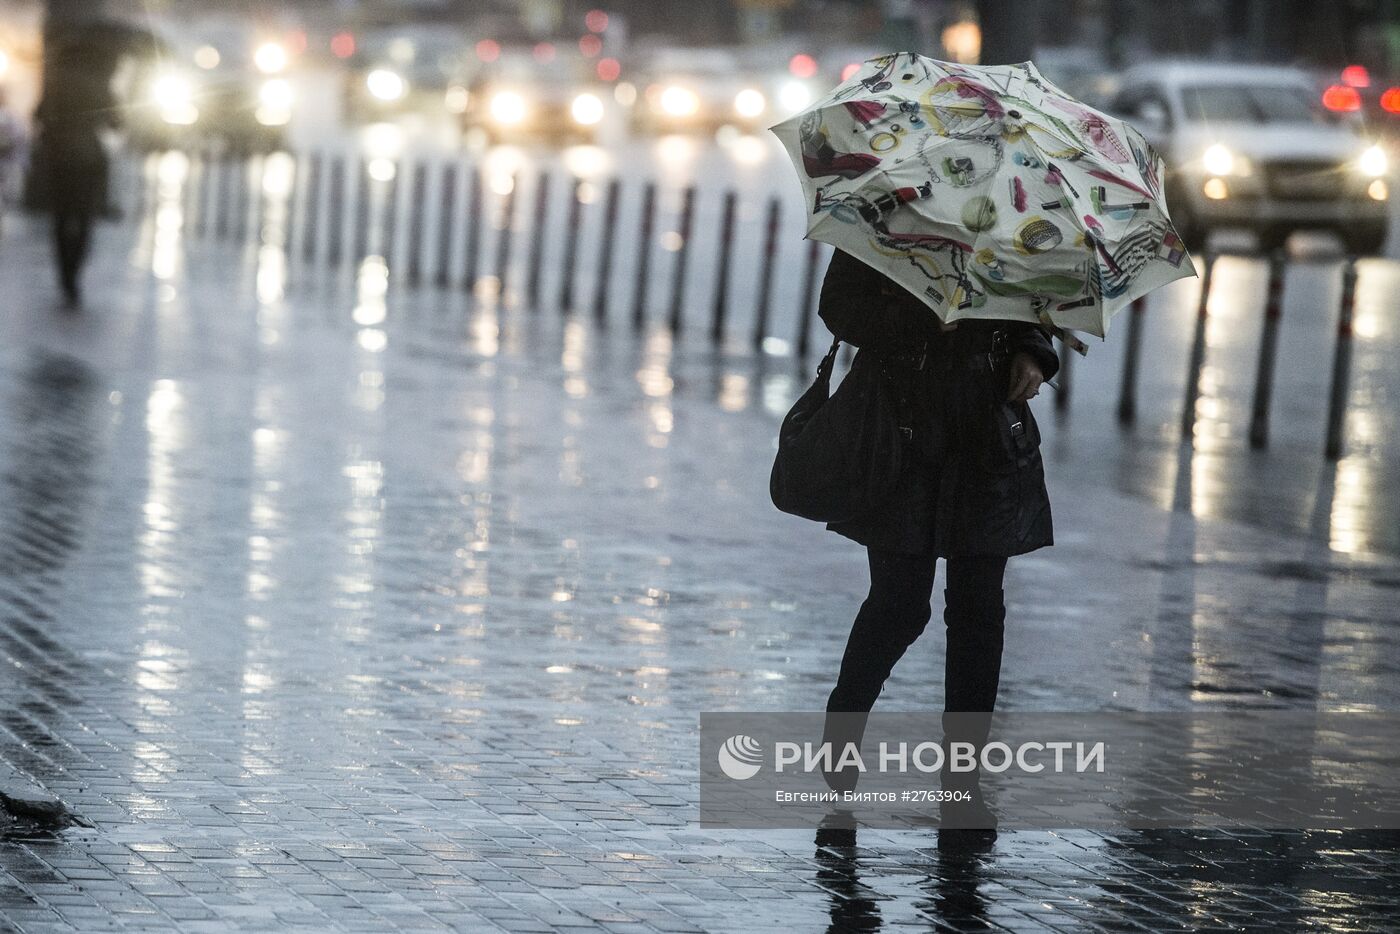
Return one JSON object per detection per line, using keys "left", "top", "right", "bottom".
{"left": 937, "top": 793, "right": 997, "bottom": 852}
{"left": 815, "top": 810, "right": 857, "bottom": 849}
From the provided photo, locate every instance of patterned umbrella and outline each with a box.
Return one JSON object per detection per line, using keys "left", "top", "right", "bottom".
{"left": 771, "top": 53, "right": 1196, "bottom": 343}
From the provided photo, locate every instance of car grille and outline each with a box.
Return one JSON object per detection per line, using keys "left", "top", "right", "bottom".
{"left": 1263, "top": 160, "right": 1347, "bottom": 200}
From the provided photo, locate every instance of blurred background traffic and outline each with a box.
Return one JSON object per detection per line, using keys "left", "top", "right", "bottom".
{"left": 1, "top": 0, "right": 1398, "bottom": 255}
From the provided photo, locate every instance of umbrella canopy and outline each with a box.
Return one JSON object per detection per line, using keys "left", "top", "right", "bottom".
{"left": 771, "top": 53, "right": 1195, "bottom": 340}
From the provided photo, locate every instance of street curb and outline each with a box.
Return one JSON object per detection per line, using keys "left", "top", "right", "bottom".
{"left": 0, "top": 774, "right": 89, "bottom": 830}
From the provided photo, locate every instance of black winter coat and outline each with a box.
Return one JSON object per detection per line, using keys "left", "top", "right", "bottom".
{"left": 818, "top": 249, "right": 1060, "bottom": 558}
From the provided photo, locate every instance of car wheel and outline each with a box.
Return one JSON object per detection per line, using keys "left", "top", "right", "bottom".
{"left": 1341, "top": 223, "right": 1388, "bottom": 256}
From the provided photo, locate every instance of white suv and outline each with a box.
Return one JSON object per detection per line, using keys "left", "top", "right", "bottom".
{"left": 1112, "top": 62, "right": 1391, "bottom": 254}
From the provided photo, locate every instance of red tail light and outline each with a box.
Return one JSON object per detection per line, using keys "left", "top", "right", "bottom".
{"left": 1341, "top": 64, "right": 1371, "bottom": 88}
{"left": 1322, "top": 84, "right": 1362, "bottom": 112}
{"left": 789, "top": 54, "right": 818, "bottom": 79}
{"left": 330, "top": 31, "right": 355, "bottom": 59}
{"left": 1381, "top": 87, "right": 1400, "bottom": 114}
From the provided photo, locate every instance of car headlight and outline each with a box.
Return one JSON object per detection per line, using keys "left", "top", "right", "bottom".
{"left": 778, "top": 80, "right": 812, "bottom": 114}
{"left": 256, "top": 78, "right": 293, "bottom": 126}
{"left": 1202, "top": 143, "right": 1235, "bottom": 176}
{"left": 658, "top": 86, "right": 699, "bottom": 118}
{"left": 366, "top": 69, "right": 406, "bottom": 102}
{"left": 571, "top": 93, "right": 604, "bottom": 126}
{"left": 152, "top": 74, "right": 198, "bottom": 125}
{"left": 490, "top": 91, "right": 528, "bottom": 125}
{"left": 445, "top": 85, "right": 470, "bottom": 114}
{"left": 734, "top": 88, "right": 765, "bottom": 119}
{"left": 253, "top": 41, "right": 288, "bottom": 75}
{"left": 1358, "top": 144, "right": 1388, "bottom": 178}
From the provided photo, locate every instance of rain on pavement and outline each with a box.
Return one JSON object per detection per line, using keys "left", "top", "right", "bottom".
{"left": 0, "top": 136, "right": 1398, "bottom": 930}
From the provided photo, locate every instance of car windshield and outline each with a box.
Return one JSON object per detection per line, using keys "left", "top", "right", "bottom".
{"left": 1180, "top": 84, "right": 1331, "bottom": 124}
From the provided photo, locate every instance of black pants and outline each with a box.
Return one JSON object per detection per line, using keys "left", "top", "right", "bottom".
{"left": 52, "top": 206, "right": 94, "bottom": 298}
{"left": 827, "top": 548, "right": 1007, "bottom": 715}
{"left": 45, "top": 154, "right": 105, "bottom": 300}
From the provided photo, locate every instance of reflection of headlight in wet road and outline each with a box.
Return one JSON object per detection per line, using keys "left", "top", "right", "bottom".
{"left": 734, "top": 88, "right": 766, "bottom": 119}
{"left": 659, "top": 86, "right": 699, "bottom": 117}
{"left": 366, "top": 68, "right": 407, "bottom": 102}
{"left": 256, "top": 78, "right": 293, "bottom": 126}
{"left": 153, "top": 74, "right": 199, "bottom": 125}
{"left": 571, "top": 93, "right": 604, "bottom": 125}
{"left": 778, "top": 80, "right": 811, "bottom": 114}
{"left": 490, "top": 91, "right": 528, "bottom": 125}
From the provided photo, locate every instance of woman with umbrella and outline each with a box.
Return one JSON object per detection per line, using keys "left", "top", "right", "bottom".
{"left": 771, "top": 55, "right": 1193, "bottom": 847}
{"left": 32, "top": 24, "right": 128, "bottom": 306}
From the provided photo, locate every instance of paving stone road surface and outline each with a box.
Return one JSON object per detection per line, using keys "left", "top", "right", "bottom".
{"left": 1, "top": 211, "right": 1398, "bottom": 932}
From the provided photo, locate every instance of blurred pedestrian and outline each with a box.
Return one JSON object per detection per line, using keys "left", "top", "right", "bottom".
{"left": 816, "top": 248, "right": 1059, "bottom": 847}
{"left": 0, "top": 87, "right": 25, "bottom": 228}
{"left": 32, "top": 36, "right": 119, "bottom": 306}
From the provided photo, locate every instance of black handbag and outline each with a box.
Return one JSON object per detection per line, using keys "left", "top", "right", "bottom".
{"left": 770, "top": 338, "right": 911, "bottom": 524}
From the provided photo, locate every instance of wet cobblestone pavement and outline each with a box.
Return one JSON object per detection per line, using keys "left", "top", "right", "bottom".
{"left": 2, "top": 213, "right": 1399, "bottom": 932}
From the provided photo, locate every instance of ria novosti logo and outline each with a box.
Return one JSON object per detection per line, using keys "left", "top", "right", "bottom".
{"left": 717, "top": 735, "right": 764, "bottom": 780}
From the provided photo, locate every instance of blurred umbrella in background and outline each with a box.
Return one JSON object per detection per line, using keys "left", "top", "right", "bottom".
{"left": 771, "top": 53, "right": 1196, "bottom": 345}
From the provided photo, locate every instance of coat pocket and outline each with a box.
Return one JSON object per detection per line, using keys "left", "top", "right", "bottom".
{"left": 992, "top": 400, "right": 1041, "bottom": 470}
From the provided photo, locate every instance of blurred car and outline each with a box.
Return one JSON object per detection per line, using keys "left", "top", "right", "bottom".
{"left": 1313, "top": 64, "right": 1400, "bottom": 141}
{"left": 627, "top": 47, "right": 819, "bottom": 135}
{"left": 455, "top": 53, "right": 607, "bottom": 145}
{"left": 124, "top": 29, "right": 293, "bottom": 154}
{"left": 1033, "top": 46, "right": 1119, "bottom": 109}
{"left": 1112, "top": 62, "right": 1391, "bottom": 254}
{"left": 343, "top": 28, "right": 465, "bottom": 124}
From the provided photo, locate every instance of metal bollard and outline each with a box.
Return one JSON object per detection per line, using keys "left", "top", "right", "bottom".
{"left": 326, "top": 155, "right": 347, "bottom": 267}
{"left": 433, "top": 162, "right": 458, "bottom": 288}
{"left": 795, "top": 237, "right": 823, "bottom": 358}
{"left": 592, "top": 177, "right": 621, "bottom": 324}
{"left": 352, "top": 157, "right": 372, "bottom": 263}
{"left": 495, "top": 173, "right": 518, "bottom": 298}
{"left": 1248, "top": 251, "right": 1287, "bottom": 448}
{"left": 233, "top": 157, "right": 251, "bottom": 245}
{"left": 1324, "top": 259, "right": 1360, "bottom": 460}
{"left": 1179, "top": 253, "right": 1216, "bottom": 439}
{"left": 463, "top": 163, "right": 482, "bottom": 290}
{"left": 1115, "top": 295, "right": 1148, "bottom": 424}
{"left": 250, "top": 156, "right": 269, "bottom": 246}
{"left": 215, "top": 155, "right": 233, "bottom": 239}
{"left": 199, "top": 148, "right": 219, "bottom": 239}
{"left": 280, "top": 155, "right": 299, "bottom": 258}
{"left": 129, "top": 153, "right": 150, "bottom": 225}
{"left": 405, "top": 162, "right": 428, "bottom": 286}
{"left": 710, "top": 190, "right": 737, "bottom": 344}
{"left": 381, "top": 162, "right": 401, "bottom": 266}
{"left": 182, "top": 150, "right": 203, "bottom": 234}
{"left": 751, "top": 197, "right": 781, "bottom": 350}
{"left": 559, "top": 176, "right": 583, "bottom": 312}
{"left": 299, "top": 152, "right": 324, "bottom": 263}
{"left": 631, "top": 181, "right": 656, "bottom": 330}
{"left": 525, "top": 169, "right": 550, "bottom": 309}
{"left": 1055, "top": 337, "right": 1073, "bottom": 411}
{"left": 667, "top": 185, "right": 696, "bottom": 333}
